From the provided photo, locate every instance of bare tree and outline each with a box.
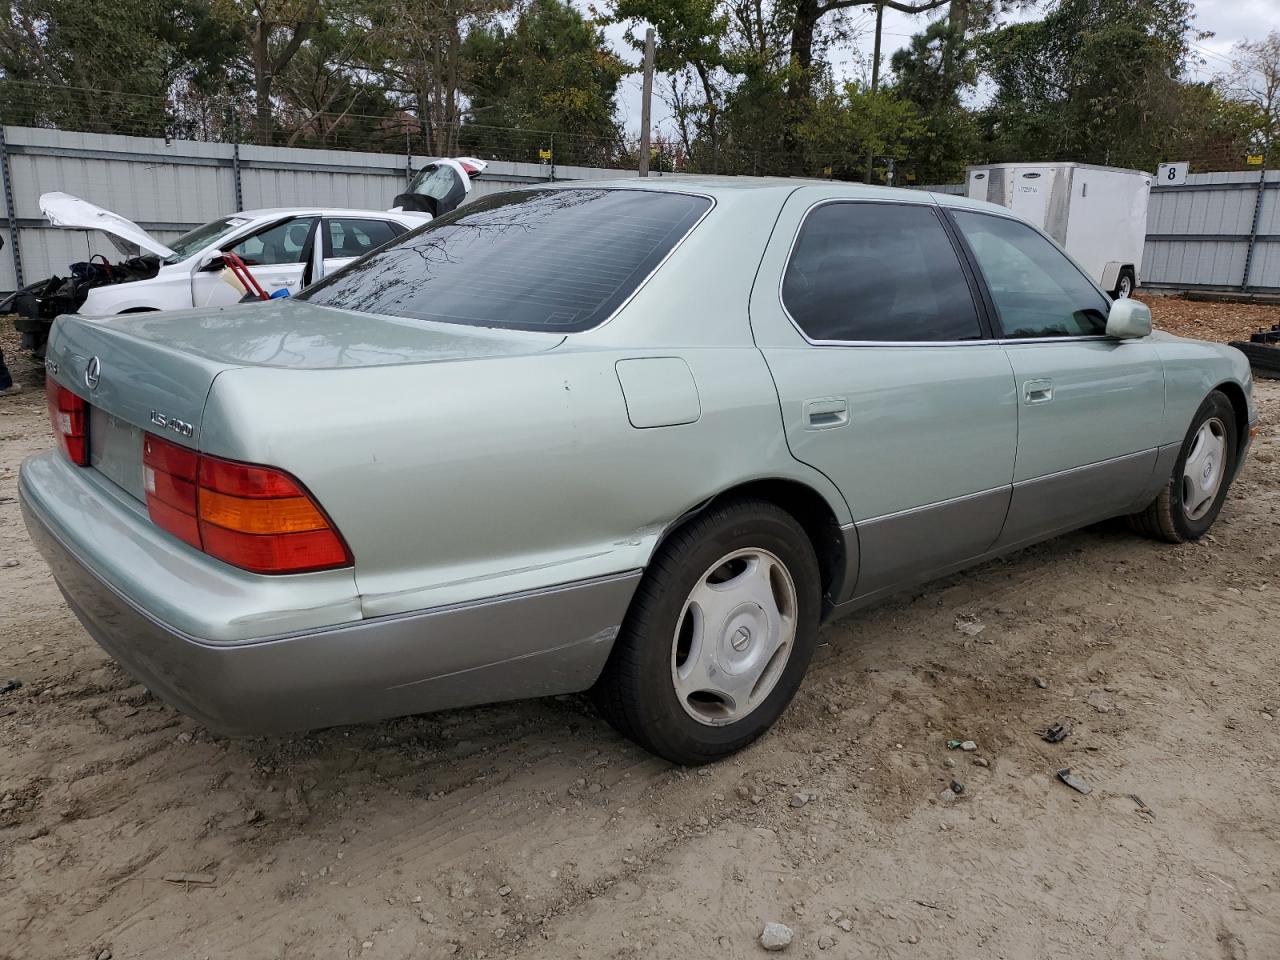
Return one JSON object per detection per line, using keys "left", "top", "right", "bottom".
{"left": 368, "top": 0, "right": 505, "bottom": 157}
{"left": 216, "top": 0, "right": 323, "bottom": 145}
{"left": 1228, "top": 30, "right": 1280, "bottom": 156}
{"left": 786, "top": 0, "right": 950, "bottom": 108}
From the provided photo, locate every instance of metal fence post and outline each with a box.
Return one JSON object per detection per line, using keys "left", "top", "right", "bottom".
{"left": 1242, "top": 160, "right": 1267, "bottom": 293}
{"left": 230, "top": 111, "right": 244, "bottom": 211}
{"left": 0, "top": 125, "right": 24, "bottom": 289}
{"left": 549, "top": 134, "right": 556, "bottom": 182}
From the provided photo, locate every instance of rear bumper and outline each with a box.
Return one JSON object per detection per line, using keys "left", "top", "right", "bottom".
{"left": 20, "top": 455, "right": 640, "bottom": 735}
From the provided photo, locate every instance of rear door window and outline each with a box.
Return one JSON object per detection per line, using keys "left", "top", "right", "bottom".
{"left": 951, "top": 210, "right": 1111, "bottom": 338}
{"left": 300, "top": 189, "right": 711, "bottom": 332}
{"left": 324, "top": 218, "right": 402, "bottom": 259}
{"left": 781, "top": 201, "right": 982, "bottom": 342}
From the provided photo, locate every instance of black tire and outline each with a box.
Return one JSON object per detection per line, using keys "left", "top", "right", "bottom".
{"left": 593, "top": 498, "right": 822, "bottom": 765}
{"left": 1129, "top": 391, "right": 1238, "bottom": 543}
{"left": 1112, "top": 267, "right": 1136, "bottom": 300}
{"left": 1229, "top": 341, "right": 1280, "bottom": 380}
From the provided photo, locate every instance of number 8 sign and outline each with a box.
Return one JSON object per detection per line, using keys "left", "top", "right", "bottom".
{"left": 1157, "top": 162, "right": 1189, "bottom": 186}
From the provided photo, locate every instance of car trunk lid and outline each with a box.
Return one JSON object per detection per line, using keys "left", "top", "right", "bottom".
{"left": 46, "top": 304, "right": 564, "bottom": 502}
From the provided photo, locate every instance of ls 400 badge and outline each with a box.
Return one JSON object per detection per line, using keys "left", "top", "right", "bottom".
{"left": 150, "top": 411, "right": 195, "bottom": 438}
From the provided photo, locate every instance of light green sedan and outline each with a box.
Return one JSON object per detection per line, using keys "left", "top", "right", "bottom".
{"left": 20, "top": 180, "right": 1257, "bottom": 765}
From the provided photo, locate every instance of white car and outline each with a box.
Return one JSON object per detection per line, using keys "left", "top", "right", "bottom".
{"left": 6, "top": 193, "right": 431, "bottom": 352}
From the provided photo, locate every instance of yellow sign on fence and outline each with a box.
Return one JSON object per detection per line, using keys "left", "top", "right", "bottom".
{"left": 1247, "top": 154, "right": 1264, "bottom": 166}
{"left": 538, "top": 148, "right": 553, "bottom": 161}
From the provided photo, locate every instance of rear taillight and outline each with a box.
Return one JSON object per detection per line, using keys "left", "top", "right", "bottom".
{"left": 143, "top": 435, "right": 200, "bottom": 548}
{"left": 143, "top": 434, "right": 352, "bottom": 574}
{"left": 46, "top": 375, "right": 89, "bottom": 466}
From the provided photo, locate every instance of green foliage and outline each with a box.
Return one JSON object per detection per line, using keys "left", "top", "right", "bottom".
{"left": 792, "top": 78, "right": 923, "bottom": 179}
{"left": 978, "top": 0, "right": 1200, "bottom": 170}
{"left": 889, "top": 19, "right": 979, "bottom": 183}
{"left": 609, "top": 0, "right": 729, "bottom": 168}
{"left": 0, "top": 0, "right": 1271, "bottom": 177}
{"left": 462, "top": 0, "right": 625, "bottom": 162}
{"left": 0, "top": 0, "right": 238, "bottom": 132}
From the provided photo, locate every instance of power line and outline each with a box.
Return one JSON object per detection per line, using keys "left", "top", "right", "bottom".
{"left": 1188, "top": 41, "right": 1235, "bottom": 68}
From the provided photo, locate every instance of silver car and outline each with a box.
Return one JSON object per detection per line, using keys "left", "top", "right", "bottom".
{"left": 20, "top": 180, "right": 1257, "bottom": 765}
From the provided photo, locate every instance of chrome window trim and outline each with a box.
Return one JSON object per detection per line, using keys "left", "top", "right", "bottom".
{"left": 775, "top": 196, "right": 988, "bottom": 348}
{"left": 997, "top": 335, "right": 1115, "bottom": 346}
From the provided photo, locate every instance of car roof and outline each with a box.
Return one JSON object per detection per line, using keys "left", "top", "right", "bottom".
{"left": 535, "top": 175, "right": 992, "bottom": 211}
{"left": 235, "top": 207, "right": 428, "bottom": 219}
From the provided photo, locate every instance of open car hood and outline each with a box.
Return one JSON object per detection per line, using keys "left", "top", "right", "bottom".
{"left": 39, "top": 192, "right": 177, "bottom": 259}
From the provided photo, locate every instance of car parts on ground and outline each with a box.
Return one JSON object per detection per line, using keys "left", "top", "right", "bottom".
{"left": 1, "top": 193, "right": 430, "bottom": 356}
{"left": 1229, "top": 325, "right": 1280, "bottom": 379}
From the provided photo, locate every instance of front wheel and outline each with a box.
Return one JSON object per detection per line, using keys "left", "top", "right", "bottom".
{"left": 593, "top": 498, "right": 822, "bottom": 765}
{"left": 1129, "top": 391, "right": 1238, "bottom": 543}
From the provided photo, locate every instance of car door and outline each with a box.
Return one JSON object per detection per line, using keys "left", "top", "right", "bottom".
{"left": 750, "top": 196, "right": 1019, "bottom": 605}
{"left": 947, "top": 208, "right": 1165, "bottom": 549}
{"left": 190, "top": 217, "right": 317, "bottom": 307}
{"left": 315, "top": 217, "right": 405, "bottom": 282}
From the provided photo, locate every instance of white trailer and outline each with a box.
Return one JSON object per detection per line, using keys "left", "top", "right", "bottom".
{"left": 964, "top": 162, "right": 1152, "bottom": 298}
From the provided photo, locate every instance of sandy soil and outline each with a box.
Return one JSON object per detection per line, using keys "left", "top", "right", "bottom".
{"left": 1, "top": 303, "right": 1278, "bottom": 960}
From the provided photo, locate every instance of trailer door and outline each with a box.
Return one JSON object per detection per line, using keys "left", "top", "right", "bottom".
{"left": 966, "top": 168, "right": 990, "bottom": 201}
{"left": 1010, "top": 168, "right": 1057, "bottom": 229}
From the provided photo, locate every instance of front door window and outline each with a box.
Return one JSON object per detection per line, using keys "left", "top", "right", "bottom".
{"left": 951, "top": 211, "right": 1110, "bottom": 339}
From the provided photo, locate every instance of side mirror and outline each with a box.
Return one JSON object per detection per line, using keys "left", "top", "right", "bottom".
{"left": 199, "top": 253, "right": 225, "bottom": 273}
{"left": 1106, "top": 298, "right": 1152, "bottom": 339}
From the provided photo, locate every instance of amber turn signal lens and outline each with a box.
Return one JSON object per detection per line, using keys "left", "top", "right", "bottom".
{"left": 140, "top": 433, "right": 352, "bottom": 574}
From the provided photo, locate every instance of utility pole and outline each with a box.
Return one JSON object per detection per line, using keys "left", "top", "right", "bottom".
{"left": 865, "top": 1, "right": 884, "bottom": 185}
{"left": 639, "top": 27, "right": 655, "bottom": 177}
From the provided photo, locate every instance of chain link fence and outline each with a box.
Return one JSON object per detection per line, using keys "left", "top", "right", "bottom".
{"left": 0, "top": 81, "right": 640, "bottom": 170}
{"left": 2, "top": 81, "right": 1276, "bottom": 294}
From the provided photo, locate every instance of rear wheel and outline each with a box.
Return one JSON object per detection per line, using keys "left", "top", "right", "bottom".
{"left": 1112, "top": 267, "right": 1136, "bottom": 299}
{"left": 593, "top": 498, "right": 822, "bottom": 765}
{"left": 1129, "top": 392, "right": 1237, "bottom": 543}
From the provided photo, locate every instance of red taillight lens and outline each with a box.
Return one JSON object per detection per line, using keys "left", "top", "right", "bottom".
{"left": 143, "top": 435, "right": 200, "bottom": 548}
{"left": 142, "top": 434, "right": 352, "bottom": 574}
{"left": 46, "top": 375, "right": 89, "bottom": 466}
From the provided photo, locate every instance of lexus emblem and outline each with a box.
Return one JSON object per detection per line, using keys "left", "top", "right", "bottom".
{"left": 85, "top": 356, "right": 101, "bottom": 391}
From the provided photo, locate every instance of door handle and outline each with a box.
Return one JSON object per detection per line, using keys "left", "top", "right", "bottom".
{"left": 1023, "top": 379, "right": 1054, "bottom": 404}
{"left": 804, "top": 397, "right": 849, "bottom": 430}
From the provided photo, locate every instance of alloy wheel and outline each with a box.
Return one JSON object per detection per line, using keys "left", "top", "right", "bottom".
{"left": 670, "top": 548, "right": 798, "bottom": 726}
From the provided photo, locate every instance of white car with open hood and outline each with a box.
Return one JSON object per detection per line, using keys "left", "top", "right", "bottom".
{"left": 3, "top": 194, "right": 433, "bottom": 353}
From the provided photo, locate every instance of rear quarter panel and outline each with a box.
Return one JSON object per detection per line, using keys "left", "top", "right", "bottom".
{"left": 200, "top": 185, "right": 851, "bottom": 618}
{"left": 202, "top": 346, "right": 846, "bottom": 617}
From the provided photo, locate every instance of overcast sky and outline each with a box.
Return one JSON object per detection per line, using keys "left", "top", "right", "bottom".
{"left": 607, "top": 0, "right": 1280, "bottom": 138}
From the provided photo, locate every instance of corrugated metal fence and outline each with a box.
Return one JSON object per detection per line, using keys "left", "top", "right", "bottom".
{"left": 1142, "top": 170, "right": 1280, "bottom": 293}
{"left": 919, "top": 171, "right": 1279, "bottom": 292}
{"left": 0, "top": 125, "right": 672, "bottom": 294}
{"left": 3, "top": 124, "right": 1276, "bottom": 295}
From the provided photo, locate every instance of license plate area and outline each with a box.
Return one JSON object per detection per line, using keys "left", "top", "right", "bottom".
{"left": 88, "top": 406, "right": 146, "bottom": 501}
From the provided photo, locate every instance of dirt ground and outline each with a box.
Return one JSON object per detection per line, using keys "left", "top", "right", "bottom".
{"left": 1, "top": 299, "right": 1279, "bottom": 960}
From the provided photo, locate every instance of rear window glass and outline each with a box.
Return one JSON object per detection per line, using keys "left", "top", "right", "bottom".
{"left": 300, "top": 189, "right": 711, "bottom": 332}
